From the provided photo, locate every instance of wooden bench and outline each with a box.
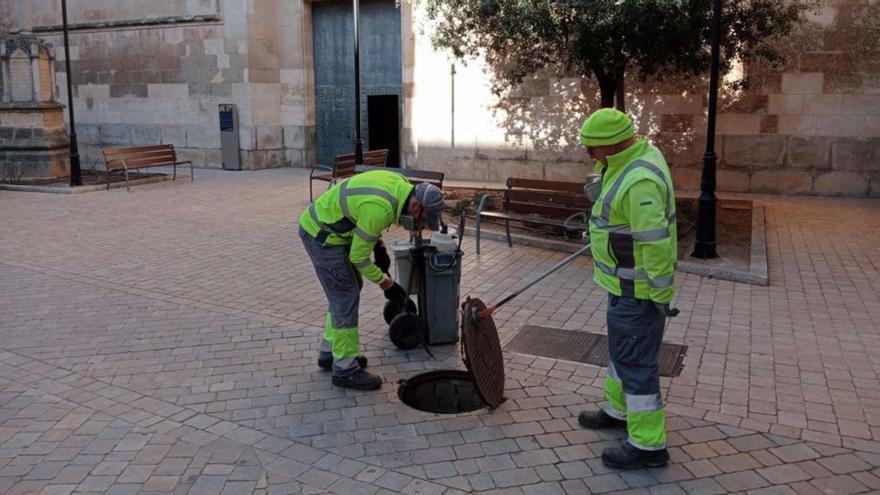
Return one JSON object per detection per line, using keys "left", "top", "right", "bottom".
{"left": 355, "top": 165, "right": 445, "bottom": 189}
{"left": 475, "top": 178, "right": 589, "bottom": 254}
{"left": 309, "top": 149, "right": 388, "bottom": 200}
{"left": 102, "top": 144, "right": 193, "bottom": 192}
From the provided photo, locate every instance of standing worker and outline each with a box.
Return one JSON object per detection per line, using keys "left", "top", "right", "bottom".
{"left": 577, "top": 108, "right": 679, "bottom": 469}
{"left": 299, "top": 170, "right": 445, "bottom": 391}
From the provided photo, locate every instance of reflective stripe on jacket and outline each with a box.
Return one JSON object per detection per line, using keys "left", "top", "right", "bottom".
{"left": 588, "top": 138, "right": 677, "bottom": 304}
{"left": 299, "top": 170, "right": 414, "bottom": 284}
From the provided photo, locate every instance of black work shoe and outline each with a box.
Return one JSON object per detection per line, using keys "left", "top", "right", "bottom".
{"left": 318, "top": 355, "right": 368, "bottom": 372}
{"left": 601, "top": 443, "right": 669, "bottom": 470}
{"left": 578, "top": 409, "right": 627, "bottom": 430}
{"left": 332, "top": 369, "right": 383, "bottom": 391}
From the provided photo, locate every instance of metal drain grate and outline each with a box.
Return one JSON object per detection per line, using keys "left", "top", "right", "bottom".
{"left": 504, "top": 326, "right": 687, "bottom": 378}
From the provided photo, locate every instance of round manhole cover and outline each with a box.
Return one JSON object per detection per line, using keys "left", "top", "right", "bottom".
{"left": 460, "top": 297, "right": 505, "bottom": 408}
{"left": 398, "top": 370, "right": 484, "bottom": 414}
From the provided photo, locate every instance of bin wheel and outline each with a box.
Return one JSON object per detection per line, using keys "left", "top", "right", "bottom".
{"left": 389, "top": 312, "right": 423, "bottom": 350}
{"left": 383, "top": 298, "right": 417, "bottom": 325}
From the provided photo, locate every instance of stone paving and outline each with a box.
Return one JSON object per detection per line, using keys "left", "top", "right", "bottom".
{"left": 1, "top": 168, "right": 880, "bottom": 494}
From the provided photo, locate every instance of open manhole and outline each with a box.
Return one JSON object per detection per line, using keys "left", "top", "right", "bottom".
{"left": 398, "top": 297, "right": 507, "bottom": 414}
{"left": 398, "top": 370, "right": 484, "bottom": 414}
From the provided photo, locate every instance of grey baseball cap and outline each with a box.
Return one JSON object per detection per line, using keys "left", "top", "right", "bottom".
{"left": 413, "top": 182, "right": 445, "bottom": 231}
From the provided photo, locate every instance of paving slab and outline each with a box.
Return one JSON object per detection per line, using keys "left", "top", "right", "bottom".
{"left": 1, "top": 168, "right": 879, "bottom": 493}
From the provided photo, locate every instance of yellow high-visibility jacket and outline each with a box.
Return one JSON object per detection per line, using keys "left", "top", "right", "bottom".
{"left": 300, "top": 170, "right": 414, "bottom": 284}
{"left": 589, "top": 138, "right": 677, "bottom": 304}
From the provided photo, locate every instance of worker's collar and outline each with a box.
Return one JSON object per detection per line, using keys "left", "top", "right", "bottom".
{"left": 600, "top": 137, "right": 647, "bottom": 173}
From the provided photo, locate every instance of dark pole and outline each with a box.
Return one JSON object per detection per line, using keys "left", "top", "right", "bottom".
{"left": 352, "top": 0, "right": 364, "bottom": 166}
{"left": 61, "top": 0, "right": 82, "bottom": 186}
{"left": 692, "top": 0, "right": 721, "bottom": 259}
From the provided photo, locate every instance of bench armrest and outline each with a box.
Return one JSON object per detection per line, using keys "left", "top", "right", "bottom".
{"left": 475, "top": 194, "right": 492, "bottom": 215}
{"left": 563, "top": 211, "right": 589, "bottom": 233}
{"left": 310, "top": 164, "right": 333, "bottom": 179}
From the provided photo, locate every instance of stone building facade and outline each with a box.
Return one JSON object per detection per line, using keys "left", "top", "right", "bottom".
{"left": 6, "top": 0, "right": 880, "bottom": 196}
{"left": 16, "top": 0, "right": 321, "bottom": 172}
{"left": 0, "top": 0, "right": 70, "bottom": 179}
{"left": 0, "top": 35, "right": 70, "bottom": 179}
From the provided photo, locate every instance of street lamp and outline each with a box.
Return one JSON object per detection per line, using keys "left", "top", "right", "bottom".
{"left": 352, "top": 0, "right": 364, "bottom": 166}
{"left": 692, "top": 0, "right": 721, "bottom": 259}
{"left": 61, "top": 0, "right": 82, "bottom": 186}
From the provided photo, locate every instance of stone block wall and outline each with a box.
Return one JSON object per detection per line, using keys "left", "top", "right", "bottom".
{"left": 4, "top": 0, "right": 876, "bottom": 195}
{"left": 0, "top": 3, "right": 11, "bottom": 34}
{"left": 21, "top": 0, "right": 314, "bottom": 171}
{"left": 0, "top": 0, "right": 418, "bottom": 175}
{"left": 0, "top": 107, "right": 69, "bottom": 178}
{"left": 1, "top": 36, "right": 69, "bottom": 178}
{"left": 405, "top": 0, "right": 880, "bottom": 198}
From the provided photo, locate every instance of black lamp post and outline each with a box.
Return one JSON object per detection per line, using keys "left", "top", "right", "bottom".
{"left": 61, "top": 0, "right": 82, "bottom": 186}
{"left": 352, "top": 0, "right": 364, "bottom": 166}
{"left": 692, "top": 0, "right": 721, "bottom": 259}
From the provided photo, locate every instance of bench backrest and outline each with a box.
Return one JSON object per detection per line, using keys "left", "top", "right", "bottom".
{"left": 503, "top": 178, "right": 589, "bottom": 218}
{"left": 103, "top": 145, "right": 177, "bottom": 171}
{"left": 354, "top": 165, "right": 445, "bottom": 188}
{"left": 398, "top": 168, "right": 444, "bottom": 188}
{"left": 333, "top": 149, "right": 389, "bottom": 177}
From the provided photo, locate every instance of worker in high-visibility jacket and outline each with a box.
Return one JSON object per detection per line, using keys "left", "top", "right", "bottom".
{"left": 577, "top": 108, "right": 678, "bottom": 470}
{"left": 299, "top": 170, "right": 445, "bottom": 391}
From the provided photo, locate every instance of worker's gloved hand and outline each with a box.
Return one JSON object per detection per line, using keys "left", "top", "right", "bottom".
{"left": 655, "top": 302, "right": 680, "bottom": 318}
{"left": 383, "top": 281, "right": 408, "bottom": 306}
{"left": 373, "top": 241, "right": 391, "bottom": 275}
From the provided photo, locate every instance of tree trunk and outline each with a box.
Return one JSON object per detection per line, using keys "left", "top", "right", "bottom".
{"left": 595, "top": 72, "right": 616, "bottom": 108}
{"left": 615, "top": 76, "right": 626, "bottom": 112}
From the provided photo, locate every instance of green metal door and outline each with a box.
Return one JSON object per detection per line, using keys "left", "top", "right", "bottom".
{"left": 312, "top": 0, "right": 402, "bottom": 166}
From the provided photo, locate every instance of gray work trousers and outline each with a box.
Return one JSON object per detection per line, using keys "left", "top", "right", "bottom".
{"left": 603, "top": 294, "right": 668, "bottom": 450}
{"left": 299, "top": 227, "right": 363, "bottom": 373}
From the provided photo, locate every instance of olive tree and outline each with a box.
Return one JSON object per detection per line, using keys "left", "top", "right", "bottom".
{"left": 421, "top": 0, "right": 807, "bottom": 111}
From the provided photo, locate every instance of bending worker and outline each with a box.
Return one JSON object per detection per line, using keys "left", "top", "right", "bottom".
{"left": 298, "top": 170, "right": 445, "bottom": 391}
{"left": 577, "top": 108, "right": 678, "bottom": 469}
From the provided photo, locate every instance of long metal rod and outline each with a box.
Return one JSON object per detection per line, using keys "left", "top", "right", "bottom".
{"left": 352, "top": 0, "right": 364, "bottom": 165}
{"left": 61, "top": 0, "right": 82, "bottom": 186}
{"left": 480, "top": 243, "right": 591, "bottom": 318}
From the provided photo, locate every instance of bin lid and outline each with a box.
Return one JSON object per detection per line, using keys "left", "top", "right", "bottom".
{"left": 390, "top": 241, "right": 415, "bottom": 253}
{"left": 460, "top": 297, "right": 505, "bottom": 408}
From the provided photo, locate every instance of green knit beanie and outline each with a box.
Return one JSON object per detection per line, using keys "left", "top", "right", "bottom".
{"left": 578, "top": 108, "right": 635, "bottom": 147}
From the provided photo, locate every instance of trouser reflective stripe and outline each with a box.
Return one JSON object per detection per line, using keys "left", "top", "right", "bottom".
{"left": 607, "top": 293, "right": 667, "bottom": 450}
{"left": 603, "top": 361, "right": 627, "bottom": 420}
{"left": 331, "top": 327, "right": 359, "bottom": 371}
{"left": 320, "top": 313, "right": 333, "bottom": 354}
{"left": 626, "top": 409, "right": 667, "bottom": 451}
{"left": 299, "top": 227, "right": 362, "bottom": 374}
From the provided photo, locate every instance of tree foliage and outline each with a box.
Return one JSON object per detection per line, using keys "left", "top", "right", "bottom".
{"left": 421, "top": 0, "right": 808, "bottom": 110}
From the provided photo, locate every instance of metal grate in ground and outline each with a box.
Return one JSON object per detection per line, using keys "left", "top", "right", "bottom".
{"left": 504, "top": 325, "right": 687, "bottom": 377}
